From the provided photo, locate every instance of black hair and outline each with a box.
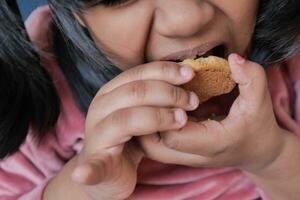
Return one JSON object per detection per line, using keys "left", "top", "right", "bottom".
{"left": 50, "top": 1, "right": 122, "bottom": 113}
{"left": 249, "top": 0, "right": 300, "bottom": 66}
{"left": 0, "top": 0, "right": 60, "bottom": 159}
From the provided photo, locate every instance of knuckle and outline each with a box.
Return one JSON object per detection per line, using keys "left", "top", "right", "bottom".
{"left": 129, "top": 66, "right": 145, "bottom": 80}
{"left": 165, "top": 109, "right": 177, "bottom": 125}
{"left": 171, "top": 87, "right": 180, "bottom": 104}
{"left": 155, "top": 108, "right": 177, "bottom": 128}
{"left": 154, "top": 108, "right": 164, "bottom": 127}
{"left": 129, "top": 81, "right": 147, "bottom": 102}
{"left": 160, "top": 62, "right": 178, "bottom": 77}
{"left": 171, "top": 86, "right": 186, "bottom": 105}
{"left": 110, "top": 109, "right": 128, "bottom": 128}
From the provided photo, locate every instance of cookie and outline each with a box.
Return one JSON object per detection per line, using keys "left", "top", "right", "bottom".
{"left": 181, "top": 56, "right": 236, "bottom": 103}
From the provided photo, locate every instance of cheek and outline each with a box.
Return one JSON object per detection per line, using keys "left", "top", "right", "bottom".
{"left": 212, "top": 0, "right": 259, "bottom": 54}
{"left": 83, "top": 5, "right": 153, "bottom": 69}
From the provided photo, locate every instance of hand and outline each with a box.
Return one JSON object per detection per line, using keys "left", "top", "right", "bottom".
{"left": 71, "top": 61, "right": 206, "bottom": 200}
{"left": 140, "top": 54, "right": 286, "bottom": 173}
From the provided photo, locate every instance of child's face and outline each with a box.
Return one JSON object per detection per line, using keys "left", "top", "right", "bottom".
{"left": 81, "top": 0, "right": 259, "bottom": 70}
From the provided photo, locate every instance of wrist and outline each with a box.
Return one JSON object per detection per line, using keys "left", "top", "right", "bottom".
{"left": 243, "top": 129, "right": 300, "bottom": 199}
{"left": 44, "top": 155, "right": 92, "bottom": 200}
{"left": 246, "top": 128, "right": 296, "bottom": 178}
{"left": 239, "top": 125, "right": 285, "bottom": 174}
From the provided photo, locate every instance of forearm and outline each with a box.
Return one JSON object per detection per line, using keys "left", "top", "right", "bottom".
{"left": 244, "top": 129, "right": 300, "bottom": 200}
{"left": 43, "top": 155, "right": 90, "bottom": 200}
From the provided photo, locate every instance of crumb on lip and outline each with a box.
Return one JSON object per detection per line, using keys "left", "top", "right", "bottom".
{"left": 169, "top": 45, "right": 225, "bottom": 63}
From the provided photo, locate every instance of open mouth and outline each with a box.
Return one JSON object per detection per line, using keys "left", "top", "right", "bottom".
{"left": 189, "top": 87, "right": 239, "bottom": 122}
{"left": 168, "top": 44, "right": 227, "bottom": 63}
{"left": 161, "top": 43, "right": 233, "bottom": 121}
{"left": 173, "top": 44, "right": 233, "bottom": 121}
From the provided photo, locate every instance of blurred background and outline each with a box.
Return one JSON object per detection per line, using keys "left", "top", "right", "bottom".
{"left": 17, "top": 0, "right": 47, "bottom": 20}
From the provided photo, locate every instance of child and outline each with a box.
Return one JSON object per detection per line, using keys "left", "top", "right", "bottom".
{"left": 0, "top": 0, "right": 300, "bottom": 199}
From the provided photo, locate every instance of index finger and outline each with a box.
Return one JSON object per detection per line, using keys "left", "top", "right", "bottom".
{"left": 97, "top": 61, "right": 195, "bottom": 96}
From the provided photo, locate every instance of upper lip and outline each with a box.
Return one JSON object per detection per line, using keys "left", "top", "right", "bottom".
{"left": 160, "top": 41, "right": 221, "bottom": 61}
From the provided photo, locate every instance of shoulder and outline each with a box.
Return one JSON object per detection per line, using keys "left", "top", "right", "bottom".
{"left": 25, "top": 6, "right": 53, "bottom": 51}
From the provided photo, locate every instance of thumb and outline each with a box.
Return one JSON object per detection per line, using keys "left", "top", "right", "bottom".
{"left": 228, "top": 53, "right": 268, "bottom": 103}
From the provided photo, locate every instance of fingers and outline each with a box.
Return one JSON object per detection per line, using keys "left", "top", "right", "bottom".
{"left": 98, "top": 61, "right": 194, "bottom": 96}
{"left": 88, "top": 80, "right": 199, "bottom": 122}
{"left": 138, "top": 134, "right": 209, "bottom": 167}
{"left": 159, "top": 120, "right": 232, "bottom": 157}
{"left": 77, "top": 107, "right": 188, "bottom": 185}
{"left": 85, "top": 107, "right": 188, "bottom": 154}
{"left": 228, "top": 54, "right": 269, "bottom": 107}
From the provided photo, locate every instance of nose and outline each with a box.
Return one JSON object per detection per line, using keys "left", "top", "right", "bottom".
{"left": 154, "top": 0, "right": 215, "bottom": 38}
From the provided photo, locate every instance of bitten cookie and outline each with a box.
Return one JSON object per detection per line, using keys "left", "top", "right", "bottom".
{"left": 181, "top": 56, "right": 236, "bottom": 103}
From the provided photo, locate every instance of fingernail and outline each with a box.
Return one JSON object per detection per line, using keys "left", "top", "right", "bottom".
{"left": 189, "top": 92, "right": 199, "bottom": 109}
{"left": 174, "top": 109, "right": 186, "bottom": 125}
{"left": 180, "top": 64, "right": 194, "bottom": 78}
{"left": 234, "top": 54, "right": 246, "bottom": 65}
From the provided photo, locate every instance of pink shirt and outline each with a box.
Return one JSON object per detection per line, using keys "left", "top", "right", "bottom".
{"left": 1, "top": 7, "right": 299, "bottom": 200}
